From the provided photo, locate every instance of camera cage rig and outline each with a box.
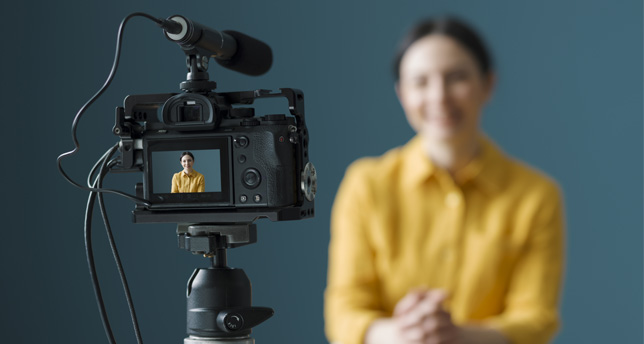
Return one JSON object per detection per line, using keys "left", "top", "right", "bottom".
{"left": 113, "top": 87, "right": 316, "bottom": 225}
{"left": 112, "top": 19, "right": 316, "bottom": 221}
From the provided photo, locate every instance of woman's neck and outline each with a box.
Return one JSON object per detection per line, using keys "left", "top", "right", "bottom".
{"left": 423, "top": 136, "right": 480, "bottom": 175}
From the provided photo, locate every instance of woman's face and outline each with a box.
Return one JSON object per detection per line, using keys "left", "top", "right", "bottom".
{"left": 397, "top": 34, "right": 493, "bottom": 146}
{"left": 181, "top": 155, "right": 194, "bottom": 171}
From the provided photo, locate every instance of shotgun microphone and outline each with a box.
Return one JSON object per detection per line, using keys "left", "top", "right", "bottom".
{"left": 163, "top": 15, "right": 273, "bottom": 76}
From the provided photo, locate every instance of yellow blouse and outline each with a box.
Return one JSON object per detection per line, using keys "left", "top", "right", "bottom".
{"left": 171, "top": 170, "right": 205, "bottom": 193}
{"left": 325, "top": 135, "right": 565, "bottom": 344}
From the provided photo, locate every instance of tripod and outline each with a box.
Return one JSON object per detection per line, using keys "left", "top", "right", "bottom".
{"left": 178, "top": 224, "right": 273, "bottom": 344}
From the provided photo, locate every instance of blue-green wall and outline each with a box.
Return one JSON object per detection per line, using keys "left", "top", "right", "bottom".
{"left": 2, "top": 0, "right": 641, "bottom": 343}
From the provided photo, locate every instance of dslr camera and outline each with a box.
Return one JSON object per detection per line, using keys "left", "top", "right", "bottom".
{"left": 112, "top": 15, "right": 316, "bottom": 225}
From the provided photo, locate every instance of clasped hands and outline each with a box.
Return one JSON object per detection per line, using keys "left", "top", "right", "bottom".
{"left": 365, "top": 289, "right": 461, "bottom": 344}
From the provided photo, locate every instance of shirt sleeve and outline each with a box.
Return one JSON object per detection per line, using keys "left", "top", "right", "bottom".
{"left": 325, "top": 161, "right": 387, "bottom": 344}
{"left": 171, "top": 174, "right": 179, "bottom": 193}
{"left": 198, "top": 174, "right": 205, "bottom": 192}
{"left": 481, "top": 182, "right": 565, "bottom": 344}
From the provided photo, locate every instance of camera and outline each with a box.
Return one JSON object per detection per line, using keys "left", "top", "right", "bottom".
{"left": 56, "top": 14, "right": 318, "bottom": 342}
{"left": 113, "top": 88, "right": 316, "bottom": 224}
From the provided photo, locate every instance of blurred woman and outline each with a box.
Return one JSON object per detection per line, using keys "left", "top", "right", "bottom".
{"left": 325, "top": 17, "right": 564, "bottom": 344}
{"left": 171, "top": 151, "right": 205, "bottom": 193}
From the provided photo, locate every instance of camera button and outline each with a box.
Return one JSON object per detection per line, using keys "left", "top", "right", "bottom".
{"left": 242, "top": 168, "right": 261, "bottom": 189}
{"left": 253, "top": 194, "right": 262, "bottom": 203}
{"left": 238, "top": 155, "right": 247, "bottom": 164}
{"left": 234, "top": 136, "right": 249, "bottom": 148}
{"left": 240, "top": 195, "right": 248, "bottom": 203}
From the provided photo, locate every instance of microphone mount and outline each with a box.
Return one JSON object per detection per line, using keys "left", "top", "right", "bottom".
{"left": 181, "top": 53, "right": 218, "bottom": 93}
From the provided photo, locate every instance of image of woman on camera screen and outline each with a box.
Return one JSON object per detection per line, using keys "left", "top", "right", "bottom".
{"left": 171, "top": 152, "right": 205, "bottom": 193}
{"left": 325, "top": 17, "right": 565, "bottom": 344}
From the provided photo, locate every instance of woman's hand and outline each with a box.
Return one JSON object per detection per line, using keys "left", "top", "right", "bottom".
{"left": 394, "top": 289, "right": 460, "bottom": 344}
{"left": 365, "top": 289, "right": 510, "bottom": 344}
{"left": 365, "top": 289, "right": 460, "bottom": 344}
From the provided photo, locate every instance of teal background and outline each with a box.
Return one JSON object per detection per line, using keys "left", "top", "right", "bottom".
{"left": 1, "top": 0, "right": 641, "bottom": 343}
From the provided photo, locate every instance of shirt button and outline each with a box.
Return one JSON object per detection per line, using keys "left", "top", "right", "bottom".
{"left": 445, "top": 192, "right": 461, "bottom": 208}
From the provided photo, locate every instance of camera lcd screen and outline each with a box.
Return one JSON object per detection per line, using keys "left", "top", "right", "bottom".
{"left": 145, "top": 137, "right": 232, "bottom": 207}
{"left": 152, "top": 149, "right": 222, "bottom": 193}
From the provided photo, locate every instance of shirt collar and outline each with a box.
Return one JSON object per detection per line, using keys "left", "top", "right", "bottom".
{"left": 402, "top": 134, "right": 507, "bottom": 194}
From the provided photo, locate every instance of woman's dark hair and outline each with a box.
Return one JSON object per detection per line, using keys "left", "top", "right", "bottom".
{"left": 393, "top": 17, "right": 493, "bottom": 81}
{"left": 180, "top": 151, "right": 195, "bottom": 161}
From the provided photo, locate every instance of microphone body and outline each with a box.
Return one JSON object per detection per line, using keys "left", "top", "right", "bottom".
{"left": 164, "top": 15, "right": 272, "bottom": 76}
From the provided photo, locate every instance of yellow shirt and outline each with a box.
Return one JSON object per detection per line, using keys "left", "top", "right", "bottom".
{"left": 325, "top": 135, "right": 565, "bottom": 344}
{"left": 171, "top": 169, "right": 205, "bottom": 193}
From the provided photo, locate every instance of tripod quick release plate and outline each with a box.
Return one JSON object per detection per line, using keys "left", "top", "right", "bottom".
{"left": 178, "top": 224, "right": 258, "bottom": 255}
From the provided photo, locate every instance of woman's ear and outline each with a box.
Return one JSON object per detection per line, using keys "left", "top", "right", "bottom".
{"left": 482, "top": 72, "right": 496, "bottom": 104}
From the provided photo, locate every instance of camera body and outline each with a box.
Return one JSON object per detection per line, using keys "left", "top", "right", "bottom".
{"left": 113, "top": 88, "right": 315, "bottom": 224}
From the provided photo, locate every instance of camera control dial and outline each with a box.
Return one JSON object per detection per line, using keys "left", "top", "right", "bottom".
{"left": 241, "top": 118, "right": 260, "bottom": 126}
{"left": 234, "top": 136, "right": 249, "bottom": 148}
{"left": 301, "top": 162, "right": 317, "bottom": 202}
{"left": 242, "top": 168, "right": 261, "bottom": 189}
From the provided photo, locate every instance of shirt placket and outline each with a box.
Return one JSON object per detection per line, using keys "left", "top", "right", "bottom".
{"left": 183, "top": 174, "right": 192, "bottom": 192}
{"left": 440, "top": 183, "right": 467, "bottom": 301}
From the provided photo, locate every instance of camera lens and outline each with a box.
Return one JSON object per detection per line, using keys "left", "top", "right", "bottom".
{"left": 242, "top": 168, "right": 261, "bottom": 189}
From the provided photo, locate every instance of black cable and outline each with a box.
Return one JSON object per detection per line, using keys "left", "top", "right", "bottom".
{"left": 88, "top": 144, "right": 119, "bottom": 187}
{"left": 66, "top": 12, "right": 183, "bottom": 343}
{"left": 97, "top": 157, "right": 144, "bottom": 344}
{"left": 85, "top": 145, "right": 145, "bottom": 344}
{"left": 85, "top": 165, "right": 117, "bottom": 344}
{"left": 56, "top": 12, "right": 164, "bottom": 206}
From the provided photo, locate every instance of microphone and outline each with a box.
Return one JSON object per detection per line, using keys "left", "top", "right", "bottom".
{"left": 163, "top": 15, "right": 272, "bottom": 76}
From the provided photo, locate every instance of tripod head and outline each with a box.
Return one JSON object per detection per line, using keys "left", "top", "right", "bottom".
{"left": 179, "top": 224, "right": 273, "bottom": 343}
